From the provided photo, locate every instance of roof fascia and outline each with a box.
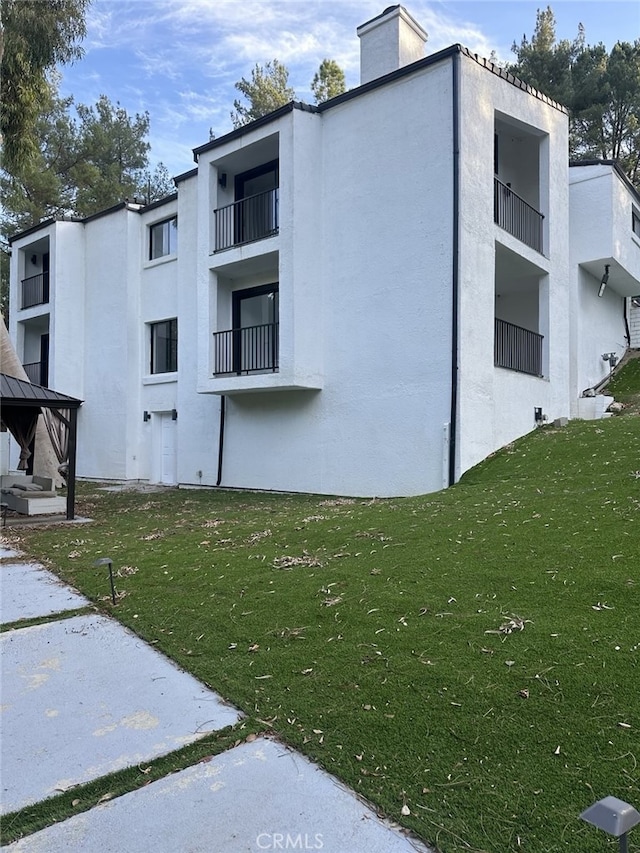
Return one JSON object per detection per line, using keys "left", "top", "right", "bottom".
{"left": 570, "top": 159, "right": 640, "bottom": 206}
{"left": 192, "top": 101, "right": 317, "bottom": 161}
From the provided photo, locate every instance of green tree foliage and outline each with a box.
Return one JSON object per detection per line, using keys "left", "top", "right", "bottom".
{"left": 231, "top": 60, "right": 295, "bottom": 127}
{"left": 509, "top": 6, "right": 640, "bottom": 187}
{"left": 1, "top": 85, "right": 174, "bottom": 232}
{"left": 0, "top": 0, "right": 90, "bottom": 172}
{"left": 311, "top": 58, "right": 346, "bottom": 103}
{"left": 72, "top": 94, "right": 152, "bottom": 214}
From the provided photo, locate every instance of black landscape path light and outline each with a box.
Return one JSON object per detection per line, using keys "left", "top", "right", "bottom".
{"left": 94, "top": 557, "right": 117, "bottom": 605}
{"left": 580, "top": 796, "right": 640, "bottom": 853}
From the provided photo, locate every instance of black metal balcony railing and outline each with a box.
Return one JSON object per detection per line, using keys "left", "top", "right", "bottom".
{"left": 494, "top": 317, "right": 543, "bottom": 377}
{"left": 22, "top": 361, "right": 45, "bottom": 385}
{"left": 213, "top": 322, "right": 279, "bottom": 375}
{"left": 494, "top": 178, "right": 544, "bottom": 254}
{"left": 21, "top": 272, "right": 50, "bottom": 309}
{"left": 214, "top": 188, "right": 279, "bottom": 252}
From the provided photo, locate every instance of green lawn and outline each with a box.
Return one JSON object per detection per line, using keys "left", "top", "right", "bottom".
{"left": 3, "top": 400, "right": 639, "bottom": 851}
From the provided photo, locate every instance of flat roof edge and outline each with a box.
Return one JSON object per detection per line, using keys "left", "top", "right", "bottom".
{"left": 192, "top": 101, "right": 317, "bottom": 160}
{"left": 570, "top": 159, "right": 640, "bottom": 205}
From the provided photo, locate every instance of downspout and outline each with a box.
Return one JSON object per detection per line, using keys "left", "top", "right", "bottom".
{"left": 448, "top": 48, "right": 461, "bottom": 487}
{"left": 216, "top": 395, "right": 226, "bottom": 486}
{"left": 623, "top": 297, "right": 631, "bottom": 347}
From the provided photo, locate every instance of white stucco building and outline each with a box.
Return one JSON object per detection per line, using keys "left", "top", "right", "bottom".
{"left": 7, "top": 6, "right": 640, "bottom": 496}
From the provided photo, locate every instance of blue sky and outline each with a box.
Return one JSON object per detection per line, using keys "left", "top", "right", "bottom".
{"left": 57, "top": 0, "right": 639, "bottom": 178}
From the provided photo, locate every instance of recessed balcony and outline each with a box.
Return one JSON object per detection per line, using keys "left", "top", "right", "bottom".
{"left": 214, "top": 188, "right": 279, "bottom": 252}
{"left": 21, "top": 272, "right": 50, "bottom": 309}
{"left": 494, "top": 177, "right": 544, "bottom": 254}
{"left": 494, "top": 318, "right": 543, "bottom": 377}
{"left": 213, "top": 322, "right": 279, "bottom": 376}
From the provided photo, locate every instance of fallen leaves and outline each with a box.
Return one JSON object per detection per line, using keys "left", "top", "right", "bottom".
{"left": 485, "top": 614, "right": 532, "bottom": 635}
{"left": 273, "top": 552, "right": 323, "bottom": 569}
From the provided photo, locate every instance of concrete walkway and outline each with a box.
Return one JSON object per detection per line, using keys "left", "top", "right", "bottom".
{"left": 1, "top": 545, "right": 432, "bottom": 853}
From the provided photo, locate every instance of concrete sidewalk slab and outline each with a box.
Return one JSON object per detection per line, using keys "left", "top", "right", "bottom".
{"left": 1, "top": 546, "right": 22, "bottom": 559}
{"left": 5, "top": 737, "right": 432, "bottom": 853}
{"left": 1, "top": 613, "right": 241, "bottom": 814}
{"left": 1, "top": 562, "right": 90, "bottom": 624}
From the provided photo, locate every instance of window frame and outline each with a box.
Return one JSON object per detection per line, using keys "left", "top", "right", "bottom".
{"left": 150, "top": 318, "right": 178, "bottom": 375}
{"left": 149, "top": 216, "right": 178, "bottom": 261}
{"left": 231, "top": 283, "right": 279, "bottom": 374}
{"left": 632, "top": 207, "right": 640, "bottom": 239}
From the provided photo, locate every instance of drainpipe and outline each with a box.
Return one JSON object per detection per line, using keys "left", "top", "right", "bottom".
{"left": 624, "top": 297, "right": 631, "bottom": 347}
{"left": 448, "top": 48, "right": 461, "bottom": 488}
{"left": 216, "top": 395, "right": 226, "bottom": 486}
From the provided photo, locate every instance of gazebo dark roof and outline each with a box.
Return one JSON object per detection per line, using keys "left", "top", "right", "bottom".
{"left": 0, "top": 374, "right": 82, "bottom": 407}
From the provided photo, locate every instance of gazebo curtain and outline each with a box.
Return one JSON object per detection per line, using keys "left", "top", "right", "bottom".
{"left": 43, "top": 408, "right": 71, "bottom": 470}
{"left": 1, "top": 407, "right": 40, "bottom": 470}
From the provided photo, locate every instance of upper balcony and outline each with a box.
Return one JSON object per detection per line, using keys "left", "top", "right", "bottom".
{"left": 214, "top": 188, "right": 278, "bottom": 252}
{"left": 209, "top": 135, "right": 280, "bottom": 261}
{"left": 17, "top": 236, "right": 51, "bottom": 312}
{"left": 494, "top": 177, "right": 544, "bottom": 254}
{"left": 494, "top": 114, "right": 547, "bottom": 256}
{"left": 21, "top": 272, "right": 50, "bottom": 309}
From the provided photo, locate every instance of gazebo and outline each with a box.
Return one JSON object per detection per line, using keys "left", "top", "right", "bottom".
{"left": 1, "top": 374, "right": 82, "bottom": 520}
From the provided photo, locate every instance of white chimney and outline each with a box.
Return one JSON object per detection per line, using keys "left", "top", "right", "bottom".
{"left": 357, "top": 5, "right": 428, "bottom": 85}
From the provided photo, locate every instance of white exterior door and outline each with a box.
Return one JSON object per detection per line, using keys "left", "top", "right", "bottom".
{"left": 159, "top": 413, "right": 177, "bottom": 485}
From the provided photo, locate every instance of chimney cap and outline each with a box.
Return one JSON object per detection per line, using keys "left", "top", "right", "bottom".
{"left": 357, "top": 5, "right": 427, "bottom": 42}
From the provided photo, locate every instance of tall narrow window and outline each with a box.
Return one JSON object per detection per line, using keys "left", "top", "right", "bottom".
{"left": 149, "top": 217, "right": 178, "bottom": 260}
{"left": 633, "top": 208, "right": 640, "bottom": 238}
{"left": 150, "top": 319, "right": 178, "bottom": 374}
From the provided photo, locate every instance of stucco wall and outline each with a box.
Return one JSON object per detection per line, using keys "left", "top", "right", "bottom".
{"left": 457, "top": 54, "right": 570, "bottom": 478}
{"left": 73, "top": 209, "right": 141, "bottom": 479}
{"left": 210, "top": 59, "right": 455, "bottom": 496}
{"left": 571, "top": 268, "right": 627, "bottom": 409}
{"left": 568, "top": 165, "right": 637, "bottom": 408}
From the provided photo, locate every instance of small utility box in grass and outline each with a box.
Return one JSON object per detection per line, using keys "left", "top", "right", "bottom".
{"left": 580, "top": 796, "right": 640, "bottom": 852}
{"left": 553, "top": 417, "right": 568, "bottom": 428}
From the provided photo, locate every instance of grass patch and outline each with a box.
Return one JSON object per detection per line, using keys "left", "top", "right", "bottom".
{"left": 0, "top": 606, "right": 95, "bottom": 634}
{"left": 3, "top": 413, "right": 640, "bottom": 852}
{"left": 606, "top": 356, "right": 640, "bottom": 413}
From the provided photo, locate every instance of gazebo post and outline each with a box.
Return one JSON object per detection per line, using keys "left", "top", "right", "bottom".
{"left": 66, "top": 407, "right": 78, "bottom": 520}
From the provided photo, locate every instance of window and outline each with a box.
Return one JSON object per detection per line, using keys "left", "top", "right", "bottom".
{"left": 633, "top": 208, "right": 640, "bottom": 238}
{"left": 232, "top": 283, "right": 279, "bottom": 374}
{"left": 234, "top": 161, "right": 279, "bottom": 245}
{"left": 150, "top": 319, "right": 177, "bottom": 374}
{"left": 149, "top": 217, "right": 177, "bottom": 260}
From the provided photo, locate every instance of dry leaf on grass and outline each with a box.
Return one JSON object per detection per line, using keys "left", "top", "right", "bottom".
{"left": 485, "top": 614, "right": 532, "bottom": 635}
{"left": 273, "top": 552, "right": 323, "bottom": 569}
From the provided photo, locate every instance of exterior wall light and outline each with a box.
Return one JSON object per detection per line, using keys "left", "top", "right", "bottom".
{"left": 171, "top": 408, "right": 178, "bottom": 421}
{"left": 143, "top": 410, "right": 150, "bottom": 422}
{"left": 580, "top": 796, "right": 640, "bottom": 852}
{"left": 218, "top": 172, "right": 227, "bottom": 188}
{"left": 598, "top": 264, "right": 610, "bottom": 297}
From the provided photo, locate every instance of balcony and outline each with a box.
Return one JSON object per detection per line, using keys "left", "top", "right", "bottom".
{"left": 23, "top": 361, "right": 47, "bottom": 386}
{"left": 494, "top": 177, "right": 544, "bottom": 254}
{"left": 214, "top": 188, "right": 279, "bottom": 252}
{"left": 213, "top": 322, "right": 279, "bottom": 375}
{"left": 21, "top": 272, "right": 50, "bottom": 309}
{"left": 495, "top": 318, "right": 543, "bottom": 377}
